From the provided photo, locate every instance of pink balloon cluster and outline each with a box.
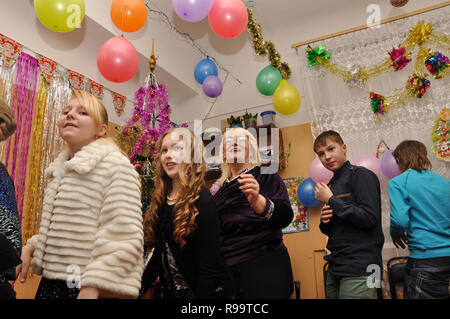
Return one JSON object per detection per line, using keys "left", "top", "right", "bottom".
{"left": 353, "top": 151, "right": 400, "bottom": 180}
{"left": 173, "top": 0, "right": 248, "bottom": 39}
{"left": 97, "top": 0, "right": 147, "bottom": 83}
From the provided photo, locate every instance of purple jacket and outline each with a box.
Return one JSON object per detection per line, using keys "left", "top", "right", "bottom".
{"left": 213, "top": 166, "right": 293, "bottom": 266}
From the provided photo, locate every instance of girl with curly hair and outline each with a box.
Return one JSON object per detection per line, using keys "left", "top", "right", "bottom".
{"left": 141, "top": 128, "right": 233, "bottom": 299}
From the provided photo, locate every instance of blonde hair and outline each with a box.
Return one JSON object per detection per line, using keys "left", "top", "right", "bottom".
{"left": 66, "top": 90, "right": 121, "bottom": 151}
{"left": 217, "top": 127, "right": 261, "bottom": 185}
{"left": 143, "top": 128, "right": 206, "bottom": 248}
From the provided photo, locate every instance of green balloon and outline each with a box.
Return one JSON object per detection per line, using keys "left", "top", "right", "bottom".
{"left": 34, "top": 0, "right": 85, "bottom": 33}
{"left": 256, "top": 65, "right": 282, "bottom": 96}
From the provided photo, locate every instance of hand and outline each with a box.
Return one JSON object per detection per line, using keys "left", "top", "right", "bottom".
{"left": 392, "top": 233, "right": 408, "bottom": 249}
{"left": 314, "top": 183, "right": 333, "bottom": 204}
{"left": 17, "top": 243, "right": 35, "bottom": 283}
{"left": 238, "top": 174, "right": 266, "bottom": 214}
{"left": 77, "top": 286, "right": 100, "bottom": 299}
{"left": 320, "top": 204, "right": 333, "bottom": 224}
{"left": 238, "top": 174, "right": 260, "bottom": 206}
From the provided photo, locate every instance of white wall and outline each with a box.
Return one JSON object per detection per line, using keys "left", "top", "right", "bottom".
{"left": 1, "top": 0, "right": 447, "bottom": 130}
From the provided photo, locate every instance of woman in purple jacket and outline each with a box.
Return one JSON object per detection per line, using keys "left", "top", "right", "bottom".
{"left": 213, "top": 127, "right": 294, "bottom": 298}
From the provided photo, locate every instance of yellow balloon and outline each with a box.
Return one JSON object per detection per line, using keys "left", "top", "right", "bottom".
{"left": 34, "top": 0, "right": 85, "bottom": 33}
{"left": 273, "top": 80, "right": 301, "bottom": 115}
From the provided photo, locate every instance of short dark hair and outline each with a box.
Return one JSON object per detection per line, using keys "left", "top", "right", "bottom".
{"left": 313, "top": 130, "right": 344, "bottom": 152}
{"left": 393, "top": 140, "right": 432, "bottom": 173}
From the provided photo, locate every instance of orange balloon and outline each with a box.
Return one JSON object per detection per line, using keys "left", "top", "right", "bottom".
{"left": 111, "top": 0, "right": 147, "bottom": 32}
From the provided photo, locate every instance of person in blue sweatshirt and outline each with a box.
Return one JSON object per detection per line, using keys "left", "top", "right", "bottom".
{"left": 388, "top": 139, "right": 450, "bottom": 299}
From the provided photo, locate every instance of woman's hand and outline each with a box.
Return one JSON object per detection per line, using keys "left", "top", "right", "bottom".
{"left": 17, "top": 243, "right": 35, "bottom": 283}
{"left": 392, "top": 233, "right": 408, "bottom": 249}
{"left": 238, "top": 174, "right": 266, "bottom": 214}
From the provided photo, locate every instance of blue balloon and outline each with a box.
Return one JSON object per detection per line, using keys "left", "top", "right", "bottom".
{"left": 194, "top": 58, "right": 218, "bottom": 84}
{"left": 297, "top": 178, "right": 320, "bottom": 207}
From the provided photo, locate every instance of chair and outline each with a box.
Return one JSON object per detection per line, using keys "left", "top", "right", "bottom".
{"left": 387, "top": 256, "right": 408, "bottom": 299}
{"left": 294, "top": 280, "right": 300, "bottom": 299}
{"left": 323, "top": 261, "right": 383, "bottom": 299}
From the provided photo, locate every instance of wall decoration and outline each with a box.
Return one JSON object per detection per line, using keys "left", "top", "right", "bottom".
{"left": 112, "top": 92, "right": 126, "bottom": 117}
{"left": 67, "top": 69, "right": 85, "bottom": 90}
{"left": 283, "top": 177, "right": 310, "bottom": 233}
{"left": 0, "top": 33, "right": 23, "bottom": 67}
{"left": 305, "top": 20, "right": 449, "bottom": 119}
{"left": 430, "top": 108, "right": 449, "bottom": 162}
{"left": 88, "top": 78, "right": 104, "bottom": 100}
{"left": 38, "top": 54, "right": 58, "bottom": 83}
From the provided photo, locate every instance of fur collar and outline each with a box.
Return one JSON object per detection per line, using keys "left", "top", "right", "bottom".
{"left": 46, "top": 139, "right": 119, "bottom": 177}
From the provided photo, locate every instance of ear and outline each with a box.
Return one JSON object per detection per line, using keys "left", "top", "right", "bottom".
{"left": 96, "top": 123, "right": 108, "bottom": 138}
{"left": 342, "top": 143, "right": 347, "bottom": 154}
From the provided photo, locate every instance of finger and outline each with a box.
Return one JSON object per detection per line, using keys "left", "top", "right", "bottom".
{"left": 20, "top": 264, "right": 28, "bottom": 282}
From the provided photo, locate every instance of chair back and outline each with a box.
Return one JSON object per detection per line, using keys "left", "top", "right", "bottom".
{"left": 387, "top": 256, "right": 409, "bottom": 299}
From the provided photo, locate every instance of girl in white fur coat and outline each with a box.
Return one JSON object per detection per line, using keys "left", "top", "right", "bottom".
{"left": 17, "top": 90, "right": 144, "bottom": 299}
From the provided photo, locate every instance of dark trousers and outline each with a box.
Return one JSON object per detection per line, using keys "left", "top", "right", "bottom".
{"left": 405, "top": 256, "right": 450, "bottom": 299}
{"left": 229, "top": 249, "right": 293, "bottom": 299}
{"left": 0, "top": 282, "right": 16, "bottom": 299}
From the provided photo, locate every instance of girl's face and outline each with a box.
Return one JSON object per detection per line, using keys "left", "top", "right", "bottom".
{"left": 160, "top": 133, "right": 185, "bottom": 180}
{"left": 58, "top": 98, "right": 103, "bottom": 149}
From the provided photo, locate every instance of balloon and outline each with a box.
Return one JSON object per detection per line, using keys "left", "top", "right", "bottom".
{"left": 97, "top": 36, "right": 139, "bottom": 83}
{"left": 111, "top": 0, "right": 148, "bottom": 32}
{"left": 256, "top": 65, "right": 282, "bottom": 96}
{"left": 297, "top": 178, "right": 320, "bottom": 207}
{"left": 273, "top": 80, "right": 301, "bottom": 115}
{"left": 381, "top": 149, "right": 400, "bottom": 179}
{"left": 354, "top": 153, "right": 381, "bottom": 177}
{"left": 208, "top": 0, "right": 248, "bottom": 38}
{"left": 194, "top": 58, "right": 218, "bottom": 84}
{"left": 309, "top": 157, "right": 333, "bottom": 183}
{"left": 34, "top": 0, "right": 85, "bottom": 33}
{"left": 172, "top": 0, "right": 214, "bottom": 22}
{"left": 202, "top": 75, "right": 223, "bottom": 98}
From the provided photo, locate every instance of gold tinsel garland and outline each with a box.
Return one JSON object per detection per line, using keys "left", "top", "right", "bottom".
{"left": 246, "top": 8, "right": 291, "bottom": 79}
{"left": 307, "top": 21, "right": 448, "bottom": 87}
{"left": 21, "top": 75, "right": 48, "bottom": 244}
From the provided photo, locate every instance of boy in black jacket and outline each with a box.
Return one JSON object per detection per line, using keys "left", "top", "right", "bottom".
{"left": 313, "top": 130, "right": 384, "bottom": 299}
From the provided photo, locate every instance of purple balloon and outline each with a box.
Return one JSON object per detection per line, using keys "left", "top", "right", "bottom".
{"left": 381, "top": 149, "right": 400, "bottom": 179}
{"left": 172, "top": 0, "right": 214, "bottom": 22}
{"left": 202, "top": 75, "right": 223, "bottom": 98}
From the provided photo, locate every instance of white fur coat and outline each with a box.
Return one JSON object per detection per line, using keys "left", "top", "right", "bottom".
{"left": 27, "top": 139, "right": 144, "bottom": 298}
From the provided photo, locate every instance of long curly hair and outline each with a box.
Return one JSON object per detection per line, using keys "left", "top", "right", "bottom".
{"left": 143, "top": 128, "right": 206, "bottom": 248}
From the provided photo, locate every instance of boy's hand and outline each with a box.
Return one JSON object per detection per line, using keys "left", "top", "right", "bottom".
{"left": 320, "top": 204, "right": 333, "bottom": 224}
{"left": 314, "top": 182, "right": 333, "bottom": 203}
{"left": 392, "top": 233, "right": 408, "bottom": 249}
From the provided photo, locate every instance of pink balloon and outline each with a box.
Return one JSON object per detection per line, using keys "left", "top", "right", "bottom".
{"left": 309, "top": 156, "right": 333, "bottom": 183}
{"left": 97, "top": 35, "right": 139, "bottom": 83}
{"left": 354, "top": 153, "right": 381, "bottom": 177}
{"left": 208, "top": 0, "right": 248, "bottom": 38}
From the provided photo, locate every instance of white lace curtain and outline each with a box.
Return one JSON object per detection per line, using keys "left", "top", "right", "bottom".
{"left": 297, "top": 7, "right": 449, "bottom": 261}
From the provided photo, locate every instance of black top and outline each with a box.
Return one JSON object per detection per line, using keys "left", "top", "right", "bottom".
{"left": 213, "top": 166, "right": 294, "bottom": 266}
{"left": 141, "top": 187, "right": 234, "bottom": 299}
{"left": 0, "top": 162, "right": 21, "bottom": 282}
{"left": 319, "top": 161, "right": 384, "bottom": 277}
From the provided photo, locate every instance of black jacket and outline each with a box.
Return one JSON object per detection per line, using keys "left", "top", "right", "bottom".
{"left": 141, "top": 187, "right": 234, "bottom": 299}
{"left": 319, "top": 161, "right": 384, "bottom": 277}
